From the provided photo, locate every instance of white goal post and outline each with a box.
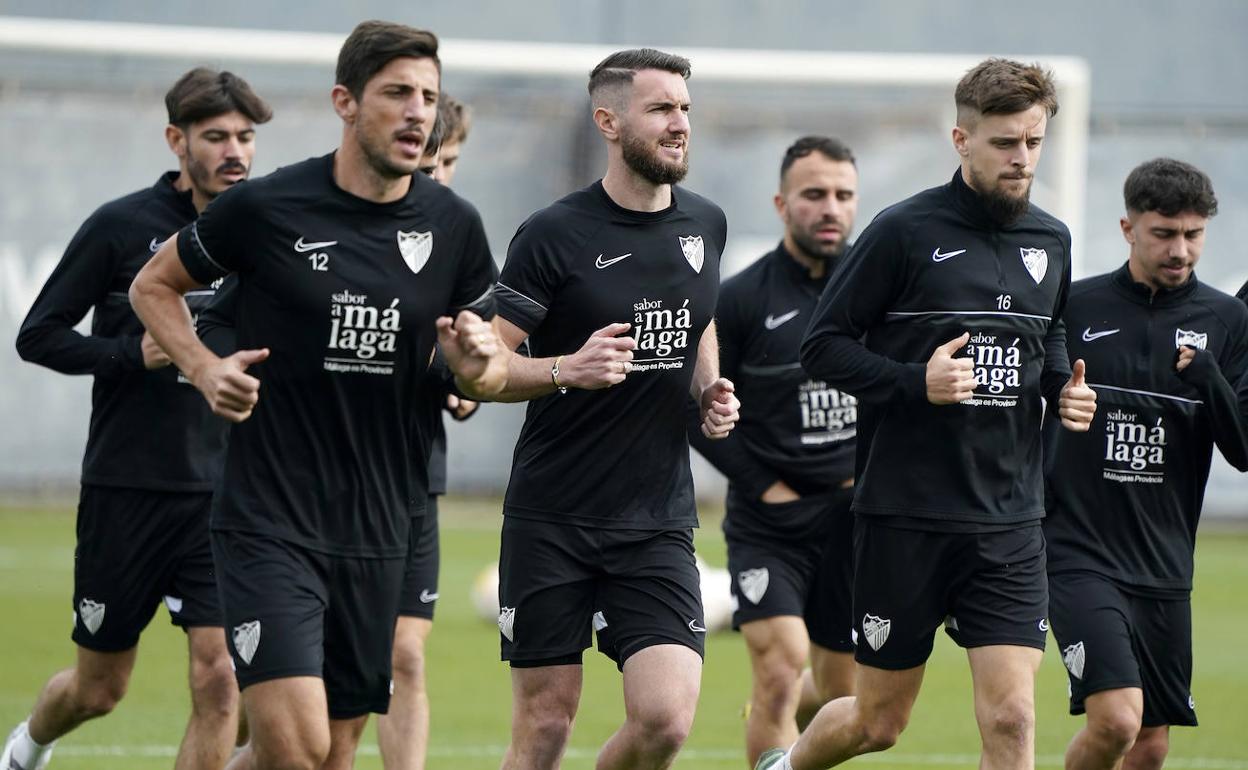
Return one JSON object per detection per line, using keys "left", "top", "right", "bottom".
{"left": 0, "top": 15, "right": 1090, "bottom": 265}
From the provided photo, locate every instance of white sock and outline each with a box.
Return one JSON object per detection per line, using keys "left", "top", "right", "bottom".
{"left": 779, "top": 751, "right": 794, "bottom": 770}
{"left": 13, "top": 721, "right": 52, "bottom": 768}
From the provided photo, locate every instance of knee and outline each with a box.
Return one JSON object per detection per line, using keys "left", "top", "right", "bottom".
{"left": 1126, "top": 728, "right": 1168, "bottom": 770}
{"left": 73, "top": 673, "right": 129, "bottom": 719}
{"left": 252, "top": 734, "right": 330, "bottom": 770}
{"left": 189, "top": 654, "right": 239, "bottom": 718}
{"left": 855, "top": 704, "right": 909, "bottom": 753}
{"left": 519, "top": 710, "right": 575, "bottom": 751}
{"left": 633, "top": 703, "right": 695, "bottom": 758}
{"left": 391, "top": 634, "right": 427, "bottom": 684}
{"left": 753, "top": 659, "right": 804, "bottom": 716}
{"left": 982, "top": 696, "right": 1035, "bottom": 748}
{"left": 1088, "top": 708, "right": 1142, "bottom": 757}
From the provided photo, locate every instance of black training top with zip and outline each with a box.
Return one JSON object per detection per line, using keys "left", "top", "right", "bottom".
{"left": 800, "top": 168, "right": 1073, "bottom": 531}
{"left": 496, "top": 180, "right": 726, "bottom": 530}
{"left": 688, "top": 242, "right": 857, "bottom": 540}
{"left": 177, "top": 153, "right": 496, "bottom": 558}
{"left": 1043, "top": 264, "right": 1248, "bottom": 596}
{"left": 16, "top": 172, "right": 227, "bottom": 492}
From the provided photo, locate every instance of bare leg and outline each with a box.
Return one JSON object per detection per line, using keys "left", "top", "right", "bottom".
{"left": 173, "top": 626, "right": 240, "bottom": 770}
{"left": 597, "top": 644, "right": 701, "bottom": 770}
{"left": 322, "top": 716, "right": 369, "bottom": 770}
{"left": 1121, "top": 725, "right": 1168, "bottom": 770}
{"left": 26, "top": 645, "right": 137, "bottom": 744}
{"left": 786, "top": 662, "right": 924, "bottom": 769}
{"left": 740, "top": 617, "right": 809, "bottom": 766}
{"left": 377, "top": 616, "right": 433, "bottom": 770}
{"left": 500, "top": 664, "right": 582, "bottom": 770}
{"left": 967, "top": 645, "right": 1043, "bottom": 770}
{"left": 1063, "top": 687, "right": 1144, "bottom": 770}
{"left": 226, "top": 677, "right": 330, "bottom": 770}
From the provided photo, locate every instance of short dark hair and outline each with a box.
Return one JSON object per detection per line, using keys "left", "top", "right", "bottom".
{"left": 165, "top": 67, "right": 272, "bottom": 127}
{"left": 955, "top": 58, "right": 1058, "bottom": 126}
{"left": 440, "top": 93, "right": 471, "bottom": 144}
{"left": 1124, "top": 158, "right": 1218, "bottom": 218}
{"left": 780, "top": 136, "right": 856, "bottom": 182}
{"left": 588, "top": 48, "right": 691, "bottom": 106}
{"left": 336, "top": 20, "right": 440, "bottom": 99}
{"left": 423, "top": 97, "right": 450, "bottom": 158}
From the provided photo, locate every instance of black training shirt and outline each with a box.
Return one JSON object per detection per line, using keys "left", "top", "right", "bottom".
{"left": 177, "top": 154, "right": 495, "bottom": 558}
{"left": 17, "top": 172, "right": 226, "bottom": 492}
{"left": 801, "top": 168, "right": 1072, "bottom": 531}
{"left": 1044, "top": 265, "right": 1248, "bottom": 595}
{"left": 496, "top": 181, "right": 726, "bottom": 530}
{"left": 688, "top": 243, "right": 857, "bottom": 540}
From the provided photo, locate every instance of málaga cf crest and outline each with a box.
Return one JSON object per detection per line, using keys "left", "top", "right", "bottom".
{"left": 1019, "top": 247, "right": 1048, "bottom": 284}
{"left": 679, "top": 235, "right": 704, "bottom": 273}
{"left": 397, "top": 230, "right": 433, "bottom": 274}
{"left": 1175, "top": 328, "right": 1208, "bottom": 350}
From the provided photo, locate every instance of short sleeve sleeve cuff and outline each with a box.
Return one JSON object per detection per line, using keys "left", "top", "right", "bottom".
{"left": 177, "top": 221, "right": 229, "bottom": 286}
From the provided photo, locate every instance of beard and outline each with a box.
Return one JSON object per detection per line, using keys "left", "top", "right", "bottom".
{"left": 621, "top": 130, "right": 688, "bottom": 186}
{"left": 790, "top": 225, "right": 847, "bottom": 263}
{"left": 357, "top": 120, "right": 422, "bottom": 181}
{"left": 969, "top": 166, "right": 1032, "bottom": 226}
{"left": 186, "top": 151, "right": 248, "bottom": 202}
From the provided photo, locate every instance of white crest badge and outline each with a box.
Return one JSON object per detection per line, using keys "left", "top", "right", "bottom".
{"left": 78, "top": 598, "right": 105, "bottom": 635}
{"left": 397, "top": 230, "right": 433, "bottom": 274}
{"left": 862, "top": 613, "right": 891, "bottom": 651}
{"left": 1062, "top": 641, "right": 1086, "bottom": 680}
{"left": 233, "top": 620, "right": 261, "bottom": 665}
{"left": 738, "top": 567, "right": 770, "bottom": 605}
{"left": 592, "top": 610, "right": 608, "bottom": 632}
{"left": 1020, "top": 247, "right": 1048, "bottom": 284}
{"left": 679, "top": 235, "right": 704, "bottom": 273}
{"left": 163, "top": 595, "right": 184, "bottom": 614}
{"left": 1175, "top": 328, "right": 1207, "bottom": 350}
{"left": 498, "top": 606, "right": 516, "bottom": 642}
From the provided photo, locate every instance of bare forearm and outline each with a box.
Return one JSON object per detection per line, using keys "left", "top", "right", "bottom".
{"left": 453, "top": 348, "right": 511, "bottom": 400}
{"left": 129, "top": 275, "right": 217, "bottom": 384}
{"left": 689, "top": 320, "right": 720, "bottom": 399}
{"left": 494, "top": 353, "right": 560, "bottom": 402}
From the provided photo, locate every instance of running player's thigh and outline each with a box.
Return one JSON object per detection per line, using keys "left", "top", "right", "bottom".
{"left": 946, "top": 526, "right": 1047, "bottom": 651}
{"left": 1129, "top": 594, "right": 1196, "bottom": 728}
{"left": 1048, "top": 572, "right": 1139, "bottom": 715}
{"left": 323, "top": 554, "right": 405, "bottom": 719}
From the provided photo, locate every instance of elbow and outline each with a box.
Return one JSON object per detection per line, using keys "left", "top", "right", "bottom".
{"left": 14, "top": 325, "right": 39, "bottom": 363}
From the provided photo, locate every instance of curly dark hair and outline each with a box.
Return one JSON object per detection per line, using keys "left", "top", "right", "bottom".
{"left": 1124, "top": 158, "right": 1218, "bottom": 218}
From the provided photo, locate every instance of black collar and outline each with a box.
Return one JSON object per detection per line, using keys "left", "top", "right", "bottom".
{"left": 1110, "top": 261, "right": 1198, "bottom": 307}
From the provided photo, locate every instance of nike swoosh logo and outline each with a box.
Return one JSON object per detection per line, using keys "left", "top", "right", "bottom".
{"left": 148, "top": 237, "right": 162, "bottom": 253}
{"left": 931, "top": 248, "right": 967, "bottom": 262}
{"left": 688, "top": 618, "right": 707, "bottom": 633}
{"left": 595, "top": 252, "right": 633, "bottom": 269}
{"left": 419, "top": 590, "right": 439, "bottom": 603}
{"left": 294, "top": 237, "right": 339, "bottom": 252}
{"left": 1082, "top": 327, "right": 1120, "bottom": 342}
{"left": 764, "top": 309, "right": 800, "bottom": 330}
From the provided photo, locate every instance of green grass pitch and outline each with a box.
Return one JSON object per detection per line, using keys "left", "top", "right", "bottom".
{"left": 2, "top": 500, "right": 1246, "bottom": 768}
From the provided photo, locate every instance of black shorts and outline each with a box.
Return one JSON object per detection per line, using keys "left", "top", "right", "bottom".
{"left": 1048, "top": 572, "right": 1196, "bottom": 727}
{"left": 498, "top": 517, "right": 705, "bottom": 670}
{"left": 211, "top": 530, "right": 405, "bottom": 719}
{"left": 397, "top": 496, "right": 440, "bottom": 619}
{"left": 725, "top": 487, "right": 854, "bottom": 652}
{"left": 852, "top": 519, "right": 1048, "bottom": 670}
{"left": 72, "top": 486, "right": 219, "bottom": 652}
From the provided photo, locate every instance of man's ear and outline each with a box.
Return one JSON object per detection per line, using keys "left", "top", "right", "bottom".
{"left": 165, "top": 124, "right": 187, "bottom": 158}
{"left": 331, "top": 84, "right": 358, "bottom": 123}
{"left": 952, "top": 124, "right": 970, "bottom": 157}
{"left": 593, "top": 105, "right": 620, "bottom": 141}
